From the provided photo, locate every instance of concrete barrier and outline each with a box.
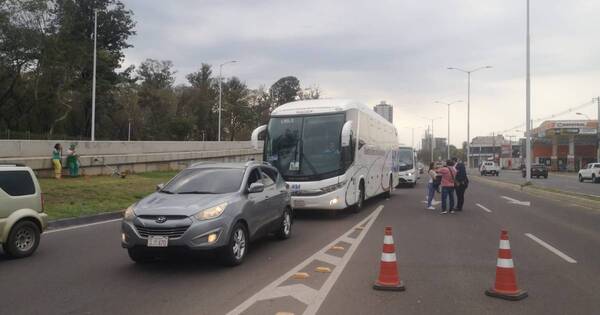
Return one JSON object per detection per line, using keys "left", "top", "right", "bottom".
{"left": 0, "top": 140, "right": 263, "bottom": 177}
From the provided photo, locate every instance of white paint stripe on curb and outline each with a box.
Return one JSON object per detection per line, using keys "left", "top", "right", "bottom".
{"left": 525, "top": 233, "right": 577, "bottom": 264}
{"left": 496, "top": 258, "right": 514, "bottom": 268}
{"left": 381, "top": 253, "right": 397, "bottom": 262}
{"left": 499, "top": 240, "right": 511, "bottom": 249}
{"left": 45, "top": 219, "right": 122, "bottom": 234}
{"left": 226, "top": 205, "right": 384, "bottom": 315}
{"left": 476, "top": 203, "right": 492, "bottom": 213}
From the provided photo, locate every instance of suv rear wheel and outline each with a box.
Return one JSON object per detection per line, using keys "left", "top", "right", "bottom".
{"left": 4, "top": 220, "right": 40, "bottom": 258}
{"left": 276, "top": 208, "right": 292, "bottom": 240}
{"left": 579, "top": 174, "right": 584, "bottom": 182}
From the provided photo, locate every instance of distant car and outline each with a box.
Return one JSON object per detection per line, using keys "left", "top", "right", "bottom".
{"left": 121, "top": 161, "right": 292, "bottom": 266}
{"left": 522, "top": 164, "right": 548, "bottom": 178}
{"left": 480, "top": 161, "right": 500, "bottom": 176}
{"left": 0, "top": 165, "right": 48, "bottom": 258}
{"left": 578, "top": 163, "right": 600, "bottom": 183}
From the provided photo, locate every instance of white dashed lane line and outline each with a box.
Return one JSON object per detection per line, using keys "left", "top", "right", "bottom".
{"left": 226, "top": 205, "right": 384, "bottom": 315}
{"left": 475, "top": 203, "right": 493, "bottom": 213}
{"left": 525, "top": 233, "right": 577, "bottom": 264}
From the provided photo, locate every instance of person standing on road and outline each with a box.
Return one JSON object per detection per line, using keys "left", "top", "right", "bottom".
{"left": 66, "top": 144, "right": 80, "bottom": 177}
{"left": 51, "top": 143, "right": 62, "bottom": 179}
{"left": 454, "top": 159, "right": 469, "bottom": 211}
{"left": 426, "top": 162, "right": 438, "bottom": 210}
{"left": 437, "top": 160, "right": 456, "bottom": 214}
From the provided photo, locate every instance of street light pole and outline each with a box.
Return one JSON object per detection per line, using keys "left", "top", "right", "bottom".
{"left": 218, "top": 60, "right": 238, "bottom": 142}
{"left": 525, "top": 0, "right": 532, "bottom": 182}
{"left": 91, "top": 10, "right": 98, "bottom": 141}
{"left": 447, "top": 65, "right": 492, "bottom": 168}
{"left": 435, "top": 100, "right": 463, "bottom": 160}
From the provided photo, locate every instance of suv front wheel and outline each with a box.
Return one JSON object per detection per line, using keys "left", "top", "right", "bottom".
{"left": 220, "top": 222, "right": 248, "bottom": 266}
{"left": 4, "top": 220, "right": 40, "bottom": 258}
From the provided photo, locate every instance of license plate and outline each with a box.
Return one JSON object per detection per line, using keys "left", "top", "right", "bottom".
{"left": 147, "top": 236, "right": 168, "bottom": 247}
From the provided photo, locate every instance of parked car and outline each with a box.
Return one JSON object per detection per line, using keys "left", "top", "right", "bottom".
{"left": 522, "top": 163, "right": 548, "bottom": 178}
{"left": 121, "top": 161, "right": 292, "bottom": 266}
{"left": 480, "top": 161, "right": 500, "bottom": 176}
{"left": 578, "top": 162, "right": 600, "bottom": 183}
{"left": 0, "top": 165, "right": 48, "bottom": 258}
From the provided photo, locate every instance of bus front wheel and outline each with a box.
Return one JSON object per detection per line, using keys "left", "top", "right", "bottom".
{"left": 351, "top": 181, "right": 365, "bottom": 213}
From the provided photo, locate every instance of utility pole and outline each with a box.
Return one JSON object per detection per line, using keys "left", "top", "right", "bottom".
{"left": 525, "top": 0, "right": 532, "bottom": 182}
{"left": 596, "top": 96, "right": 600, "bottom": 162}
{"left": 91, "top": 10, "right": 98, "bottom": 141}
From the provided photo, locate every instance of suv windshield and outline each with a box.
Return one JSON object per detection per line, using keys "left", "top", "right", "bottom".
{"left": 265, "top": 113, "right": 345, "bottom": 180}
{"left": 162, "top": 168, "right": 243, "bottom": 194}
{"left": 398, "top": 149, "right": 414, "bottom": 171}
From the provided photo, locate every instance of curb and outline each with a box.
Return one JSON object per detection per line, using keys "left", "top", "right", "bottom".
{"left": 471, "top": 176, "right": 600, "bottom": 210}
{"left": 47, "top": 210, "right": 124, "bottom": 230}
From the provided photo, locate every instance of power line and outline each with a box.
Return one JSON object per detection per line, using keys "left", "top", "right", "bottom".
{"left": 499, "top": 99, "right": 595, "bottom": 134}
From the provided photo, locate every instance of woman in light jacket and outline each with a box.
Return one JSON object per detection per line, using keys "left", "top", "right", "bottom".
{"left": 425, "top": 162, "right": 437, "bottom": 210}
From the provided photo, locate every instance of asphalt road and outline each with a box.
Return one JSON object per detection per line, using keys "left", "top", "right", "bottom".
{"left": 473, "top": 169, "right": 600, "bottom": 197}
{"left": 1, "top": 178, "right": 599, "bottom": 315}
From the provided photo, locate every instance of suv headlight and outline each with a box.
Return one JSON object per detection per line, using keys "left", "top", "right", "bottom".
{"left": 124, "top": 205, "right": 136, "bottom": 221}
{"left": 194, "top": 202, "right": 228, "bottom": 221}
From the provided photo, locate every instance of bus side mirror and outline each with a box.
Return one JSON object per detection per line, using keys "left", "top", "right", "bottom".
{"left": 341, "top": 121, "right": 353, "bottom": 147}
{"left": 251, "top": 125, "right": 267, "bottom": 150}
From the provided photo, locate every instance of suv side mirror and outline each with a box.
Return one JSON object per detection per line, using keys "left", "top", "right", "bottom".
{"left": 341, "top": 120, "right": 353, "bottom": 147}
{"left": 156, "top": 183, "right": 164, "bottom": 191}
{"left": 248, "top": 182, "right": 264, "bottom": 193}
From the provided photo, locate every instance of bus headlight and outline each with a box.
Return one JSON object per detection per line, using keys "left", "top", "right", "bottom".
{"left": 321, "top": 180, "right": 347, "bottom": 193}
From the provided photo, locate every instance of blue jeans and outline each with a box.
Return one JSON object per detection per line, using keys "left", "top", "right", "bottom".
{"left": 426, "top": 183, "right": 435, "bottom": 207}
{"left": 441, "top": 187, "right": 455, "bottom": 211}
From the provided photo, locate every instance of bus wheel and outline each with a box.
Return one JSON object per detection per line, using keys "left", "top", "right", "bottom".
{"left": 384, "top": 175, "right": 392, "bottom": 198}
{"left": 351, "top": 181, "right": 365, "bottom": 213}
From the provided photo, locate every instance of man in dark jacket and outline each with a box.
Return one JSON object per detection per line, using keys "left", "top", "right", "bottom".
{"left": 453, "top": 158, "right": 469, "bottom": 211}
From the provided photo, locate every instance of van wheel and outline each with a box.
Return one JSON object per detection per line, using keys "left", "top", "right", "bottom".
{"left": 3, "top": 220, "right": 40, "bottom": 258}
{"left": 220, "top": 222, "right": 248, "bottom": 266}
{"left": 593, "top": 174, "right": 598, "bottom": 183}
{"left": 276, "top": 208, "right": 292, "bottom": 240}
{"left": 578, "top": 174, "right": 584, "bottom": 182}
{"left": 351, "top": 182, "right": 365, "bottom": 213}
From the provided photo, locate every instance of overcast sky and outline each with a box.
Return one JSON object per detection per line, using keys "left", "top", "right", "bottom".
{"left": 122, "top": 0, "right": 600, "bottom": 147}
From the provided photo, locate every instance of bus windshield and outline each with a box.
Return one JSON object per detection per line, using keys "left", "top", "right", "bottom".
{"left": 265, "top": 114, "right": 346, "bottom": 180}
{"left": 398, "top": 148, "right": 414, "bottom": 171}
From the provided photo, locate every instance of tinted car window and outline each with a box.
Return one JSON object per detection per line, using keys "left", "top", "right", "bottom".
{"left": 0, "top": 170, "right": 35, "bottom": 196}
{"left": 261, "top": 167, "right": 278, "bottom": 186}
{"left": 162, "top": 168, "right": 243, "bottom": 194}
{"left": 260, "top": 171, "right": 275, "bottom": 187}
{"left": 247, "top": 169, "right": 261, "bottom": 187}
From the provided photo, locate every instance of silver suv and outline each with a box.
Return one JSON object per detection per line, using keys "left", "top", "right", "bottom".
{"left": 0, "top": 165, "right": 48, "bottom": 258}
{"left": 121, "top": 161, "right": 292, "bottom": 265}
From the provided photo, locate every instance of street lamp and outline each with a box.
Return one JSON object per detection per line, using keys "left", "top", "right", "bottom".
{"left": 91, "top": 10, "right": 98, "bottom": 141}
{"left": 435, "top": 100, "right": 463, "bottom": 159}
{"left": 447, "top": 65, "right": 492, "bottom": 168}
{"left": 218, "top": 60, "right": 238, "bottom": 142}
{"left": 421, "top": 116, "right": 443, "bottom": 163}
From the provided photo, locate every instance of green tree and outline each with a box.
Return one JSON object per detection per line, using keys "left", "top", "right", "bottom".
{"left": 269, "top": 76, "right": 300, "bottom": 108}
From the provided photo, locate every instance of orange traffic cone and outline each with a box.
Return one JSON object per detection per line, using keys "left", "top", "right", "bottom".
{"left": 485, "top": 230, "right": 528, "bottom": 300}
{"left": 373, "top": 227, "right": 405, "bottom": 291}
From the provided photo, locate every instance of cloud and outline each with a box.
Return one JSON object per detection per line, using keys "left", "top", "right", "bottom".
{"left": 122, "top": 0, "right": 600, "bottom": 146}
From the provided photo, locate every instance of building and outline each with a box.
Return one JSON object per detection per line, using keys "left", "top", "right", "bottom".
{"left": 470, "top": 135, "right": 521, "bottom": 169}
{"left": 434, "top": 137, "right": 447, "bottom": 150}
{"left": 527, "top": 120, "right": 599, "bottom": 171}
{"left": 373, "top": 101, "right": 393, "bottom": 124}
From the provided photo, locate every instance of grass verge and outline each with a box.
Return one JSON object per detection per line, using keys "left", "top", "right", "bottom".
{"left": 39, "top": 171, "right": 178, "bottom": 220}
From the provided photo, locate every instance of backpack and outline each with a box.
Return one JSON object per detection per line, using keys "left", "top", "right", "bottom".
{"left": 432, "top": 174, "right": 442, "bottom": 189}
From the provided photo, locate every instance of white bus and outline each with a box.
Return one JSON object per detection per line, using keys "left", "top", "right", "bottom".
{"left": 396, "top": 146, "right": 418, "bottom": 187}
{"left": 251, "top": 99, "right": 400, "bottom": 212}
